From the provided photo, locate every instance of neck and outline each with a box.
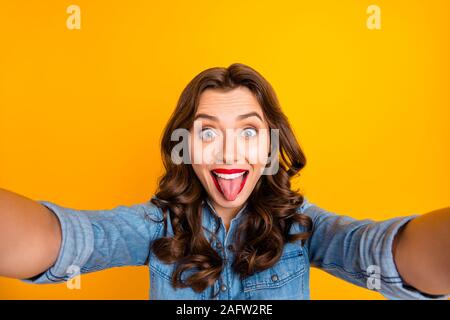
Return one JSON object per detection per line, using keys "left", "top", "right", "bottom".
{"left": 207, "top": 198, "right": 245, "bottom": 232}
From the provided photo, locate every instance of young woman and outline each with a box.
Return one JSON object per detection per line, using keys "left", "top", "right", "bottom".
{"left": 0, "top": 63, "right": 449, "bottom": 300}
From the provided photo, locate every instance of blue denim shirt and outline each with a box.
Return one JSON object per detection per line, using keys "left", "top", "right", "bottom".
{"left": 21, "top": 196, "right": 449, "bottom": 300}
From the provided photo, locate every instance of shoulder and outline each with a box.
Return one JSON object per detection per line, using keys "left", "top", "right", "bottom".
{"left": 135, "top": 195, "right": 165, "bottom": 221}
{"left": 288, "top": 195, "right": 316, "bottom": 234}
{"left": 296, "top": 196, "right": 336, "bottom": 222}
{"left": 298, "top": 195, "right": 314, "bottom": 213}
{"left": 296, "top": 195, "right": 320, "bottom": 220}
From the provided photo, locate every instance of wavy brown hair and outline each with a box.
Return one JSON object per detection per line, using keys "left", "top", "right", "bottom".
{"left": 150, "top": 63, "right": 312, "bottom": 297}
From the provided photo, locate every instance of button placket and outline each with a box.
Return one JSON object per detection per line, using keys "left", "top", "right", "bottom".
{"left": 204, "top": 198, "right": 248, "bottom": 299}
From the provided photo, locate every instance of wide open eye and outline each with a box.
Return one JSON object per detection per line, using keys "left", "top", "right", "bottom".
{"left": 241, "top": 127, "right": 257, "bottom": 139}
{"left": 199, "top": 128, "right": 218, "bottom": 141}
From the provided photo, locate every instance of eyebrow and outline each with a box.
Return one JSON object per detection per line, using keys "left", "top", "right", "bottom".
{"left": 194, "top": 112, "right": 264, "bottom": 122}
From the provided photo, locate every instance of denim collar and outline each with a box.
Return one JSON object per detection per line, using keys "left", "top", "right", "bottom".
{"left": 151, "top": 194, "right": 249, "bottom": 234}
{"left": 203, "top": 197, "right": 248, "bottom": 219}
{"left": 201, "top": 196, "right": 249, "bottom": 233}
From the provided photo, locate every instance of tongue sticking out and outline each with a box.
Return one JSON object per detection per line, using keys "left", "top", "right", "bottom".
{"left": 216, "top": 175, "right": 245, "bottom": 201}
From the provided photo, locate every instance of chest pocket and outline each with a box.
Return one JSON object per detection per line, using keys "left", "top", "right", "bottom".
{"left": 148, "top": 252, "right": 208, "bottom": 300}
{"left": 242, "top": 246, "right": 308, "bottom": 299}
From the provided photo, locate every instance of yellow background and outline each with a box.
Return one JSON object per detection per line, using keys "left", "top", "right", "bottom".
{"left": 0, "top": 0, "right": 449, "bottom": 299}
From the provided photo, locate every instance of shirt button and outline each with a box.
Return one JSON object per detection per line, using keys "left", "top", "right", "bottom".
{"left": 227, "top": 244, "right": 234, "bottom": 251}
{"left": 220, "top": 284, "right": 227, "bottom": 291}
{"left": 271, "top": 274, "right": 279, "bottom": 282}
{"left": 216, "top": 241, "right": 222, "bottom": 249}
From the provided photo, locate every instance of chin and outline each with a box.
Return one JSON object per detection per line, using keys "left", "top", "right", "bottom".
{"left": 211, "top": 192, "right": 249, "bottom": 207}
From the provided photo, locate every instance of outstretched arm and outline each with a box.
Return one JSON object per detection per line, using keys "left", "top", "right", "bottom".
{"left": 301, "top": 196, "right": 450, "bottom": 299}
{"left": 1, "top": 187, "right": 164, "bottom": 284}
{"left": 0, "top": 188, "right": 62, "bottom": 279}
{"left": 393, "top": 206, "right": 450, "bottom": 295}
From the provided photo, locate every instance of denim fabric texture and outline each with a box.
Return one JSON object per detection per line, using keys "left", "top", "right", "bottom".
{"left": 21, "top": 196, "right": 449, "bottom": 300}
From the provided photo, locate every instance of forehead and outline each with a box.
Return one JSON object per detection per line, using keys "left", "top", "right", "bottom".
{"left": 196, "top": 86, "right": 262, "bottom": 116}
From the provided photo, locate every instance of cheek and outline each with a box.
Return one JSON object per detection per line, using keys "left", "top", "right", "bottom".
{"left": 242, "top": 136, "right": 270, "bottom": 166}
{"left": 201, "top": 144, "right": 219, "bottom": 164}
{"left": 189, "top": 134, "right": 221, "bottom": 165}
{"left": 191, "top": 164, "right": 208, "bottom": 185}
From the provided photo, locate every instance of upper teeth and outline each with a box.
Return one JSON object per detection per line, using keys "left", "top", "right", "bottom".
{"left": 213, "top": 171, "right": 246, "bottom": 179}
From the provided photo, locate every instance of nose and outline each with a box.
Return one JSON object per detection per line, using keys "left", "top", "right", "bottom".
{"left": 221, "top": 129, "right": 238, "bottom": 165}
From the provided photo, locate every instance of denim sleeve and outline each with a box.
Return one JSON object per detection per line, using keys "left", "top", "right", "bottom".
{"left": 300, "top": 196, "right": 450, "bottom": 300}
{"left": 20, "top": 198, "right": 164, "bottom": 284}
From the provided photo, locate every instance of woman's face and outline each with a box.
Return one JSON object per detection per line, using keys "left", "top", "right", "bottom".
{"left": 189, "top": 86, "right": 270, "bottom": 211}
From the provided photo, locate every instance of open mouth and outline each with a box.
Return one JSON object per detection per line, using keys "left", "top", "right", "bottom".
{"left": 210, "top": 168, "right": 249, "bottom": 201}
